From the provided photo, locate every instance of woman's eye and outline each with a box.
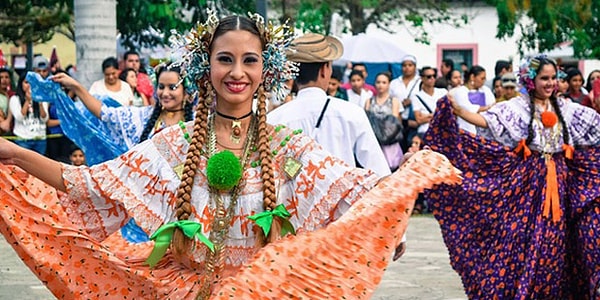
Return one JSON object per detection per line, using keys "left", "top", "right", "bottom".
{"left": 217, "top": 56, "right": 232, "bottom": 63}
{"left": 244, "top": 57, "right": 259, "bottom": 64}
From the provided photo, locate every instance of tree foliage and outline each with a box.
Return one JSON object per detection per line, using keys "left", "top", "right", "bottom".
{"left": 0, "top": 0, "right": 256, "bottom": 49}
{"left": 293, "top": 0, "right": 471, "bottom": 44}
{"left": 491, "top": 0, "right": 600, "bottom": 58}
{"left": 0, "top": 0, "right": 72, "bottom": 45}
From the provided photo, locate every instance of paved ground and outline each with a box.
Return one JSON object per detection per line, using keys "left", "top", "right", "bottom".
{"left": 0, "top": 215, "right": 466, "bottom": 299}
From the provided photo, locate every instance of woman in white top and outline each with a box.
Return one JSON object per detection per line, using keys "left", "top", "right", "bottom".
{"left": 88, "top": 57, "right": 134, "bottom": 106}
{"left": 451, "top": 65, "right": 496, "bottom": 134}
{"left": 119, "top": 68, "right": 150, "bottom": 107}
{"left": 9, "top": 72, "right": 49, "bottom": 154}
{"left": 347, "top": 70, "right": 373, "bottom": 108}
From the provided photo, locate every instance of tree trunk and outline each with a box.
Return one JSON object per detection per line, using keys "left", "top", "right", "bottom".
{"left": 349, "top": 0, "right": 366, "bottom": 35}
{"left": 74, "top": 0, "right": 117, "bottom": 88}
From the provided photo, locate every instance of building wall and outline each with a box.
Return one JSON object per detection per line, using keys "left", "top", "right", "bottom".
{"left": 338, "top": 5, "right": 600, "bottom": 80}
{"left": 0, "top": 34, "right": 76, "bottom": 70}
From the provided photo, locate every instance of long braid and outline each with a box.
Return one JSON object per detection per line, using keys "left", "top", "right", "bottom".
{"left": 525, "top": 91, "right": 536, "bottom": 146}
{"left": 253, "top": 85, "right": 280, "bottom": 245}
{"left": 139, "top": 101, "right": 162, "bottom": 142}
{"left": 171, "top": 83, "right": 213, "bottom": 255}
{"left": 548, "top": 95, "right": 570, "bottom": 146}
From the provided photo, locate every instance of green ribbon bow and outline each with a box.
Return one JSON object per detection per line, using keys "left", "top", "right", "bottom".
{"left": 145, "top": 220, "right": 214, "bottom": 268}
{"left": 247, "top": 204, "right": 296, "bottom": 237}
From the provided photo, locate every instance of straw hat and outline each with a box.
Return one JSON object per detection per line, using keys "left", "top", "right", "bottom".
{"left": 287, "top": 33, "right": 343, "bottom": 63}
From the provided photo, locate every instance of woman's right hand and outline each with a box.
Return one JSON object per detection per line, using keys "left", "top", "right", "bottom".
{"left": 51, "top": 72, "right": 81, "bottom": 90}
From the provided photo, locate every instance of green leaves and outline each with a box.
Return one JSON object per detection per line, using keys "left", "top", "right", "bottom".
{"left": 492, "top": 0, "right": 600, "bottom": 58}
{"left": 0, "top": 0, "right": 71, "bottom": 45}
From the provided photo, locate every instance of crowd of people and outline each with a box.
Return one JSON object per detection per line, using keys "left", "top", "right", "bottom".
{"left": 0, "top": 10, "right": 598, "bottom": 299}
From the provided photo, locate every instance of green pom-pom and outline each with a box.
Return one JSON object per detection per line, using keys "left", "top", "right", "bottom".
{"left": 206, "top": 151, "right": 242, "bottom": 190}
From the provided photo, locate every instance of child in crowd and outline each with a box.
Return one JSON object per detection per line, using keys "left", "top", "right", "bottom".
{"left": 68, "top": 146, "right": 86, "bottom": 166}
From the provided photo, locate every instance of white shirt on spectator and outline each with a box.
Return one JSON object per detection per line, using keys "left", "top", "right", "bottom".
{"left": 346, "top": 88, "right": 372, "bottom": 109}
{"left": 390, "top": 76, "right": 421, "bottom": 120}
{"left": 89, "top": 79, "right": 134, "bottom": 107}
{"left": 9, "top": 95, "right": 49, "bottom": 139}
{"left": 411, "top": 87, "right": 447, "bottom": 134}
{"left": 267, "top": 87, "right": 391, "bottom": 177}
{"left": 450, "top": 85, "right": 496, "bottom": 134}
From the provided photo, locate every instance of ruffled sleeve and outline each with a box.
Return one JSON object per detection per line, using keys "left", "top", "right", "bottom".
{"left": 478, "top": 96, "right": 530, "bottom": 148}
{"left": 561, "top": 101, "right": 600, "bottom": 146}
{"left": 272, "top": 127, "right": 381, "bottom": 232}
{"left": 100, "top": 105, "right": 154, "bottom": 148}
{"left": 60, "top": 124, "right": 189, "bottom": 241}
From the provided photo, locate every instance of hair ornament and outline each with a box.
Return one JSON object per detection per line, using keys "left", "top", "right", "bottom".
{"left": 519, "top": 54, "right": 554, "bottom": 93}
{"left": 247, "top": 12, "right": 298, "bottom": 102}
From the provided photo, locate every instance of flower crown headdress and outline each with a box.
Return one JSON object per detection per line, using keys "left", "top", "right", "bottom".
{"left": 518, "top": 54, "right": 557, "bottom": 92}
{"left": 168, "top": 10, "right": 298, "bottom": 102}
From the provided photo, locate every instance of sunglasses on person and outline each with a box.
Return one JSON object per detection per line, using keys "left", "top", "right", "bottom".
{"left": 502, "top": 78, "right": 517, "bottom": 83}
{"left": 422, "top": 74, "right": 436, "bottom": 79}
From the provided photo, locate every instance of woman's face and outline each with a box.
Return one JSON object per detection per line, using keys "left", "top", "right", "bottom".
{"left": 493, "top": 79, "right": 504, "bottom": 98}
{"left": 210, "top": 30, "right": 263, "bottom": 111}
{"left": 125, "top": 70, "right": 138, "bottom": 88}
{"left": 534, "top": 64, "right": 557, "bottom": 100}
{"left": 103, "top": 66, "right": 119, "bottom": 86}
{"left": 0, "top": 72, "right": 10, "bottom": 91}
{"left": 374, "top": 75, "right": 390, "bottom": 94}
{"left": 568, "top": 74, "right": 583, "bottom": 93}
{"left": 350, "top": 74, "right": 365, "bottom": 93}
{"left": 588, "top": 71, "right": 600, "bottom": 84}
{"left": 156, "top": 71, "right": 186, "bottom": 111}
{"left": 450, "top": 70, "right": 462, "bottom": 87}
{"left": 558, "top": 78, "right": 569, "bottom": 94}
{"left": 470, "top": 71, "right": 486, "bottom": 89}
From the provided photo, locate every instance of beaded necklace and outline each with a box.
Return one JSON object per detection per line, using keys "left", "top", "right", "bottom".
{"left": 197, "top": 113, "right": 257, "bottom": 299}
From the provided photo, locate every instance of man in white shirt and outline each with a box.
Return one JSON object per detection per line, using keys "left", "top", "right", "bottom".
{"left": 267, "top": 33, "right": 390, "bottom": 177}
{"left": 268, "top": 32, "right": 406, "bottom": 259}
{"left": 390, "top": 54, "right": 421, "bottom": 122}
{"left": 412, "top": 66, "right": 447, "bottom": 135}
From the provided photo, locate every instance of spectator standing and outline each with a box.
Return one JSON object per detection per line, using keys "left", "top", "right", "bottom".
{"left": 327, "top": 67, "right": 348, "bottom": 100}
{"left": 0, "top": 68, "right": 14, "bottom": 133}
{"left": 564, "top": 68, "right": 586, "bottom": 103}
{"left": 267, "top": 33, "right": 391, "bottom": 177}
{"left": 346, "top": 70, "right": 373, "bottom": 108}
{"left": 435, "top": 58, "right": 453, "bottom": 89}
{"left": 123, "top": 50, "right": 155, "bottom": 104}
{"left": 412, "top": 66, "right": 447, "bottom": 136}
{"left": 450, "top": 65, "right": 496, "bottom": 134}
{"left": 497, "top": 72, "right": 520, "bottom": 102}
{"left": 390, "top": 54, "right": 421, "bottom": 150}
{"left": 119, "top": 68, "right": 150, "bottom": 107}
{"left": 448, "top": 69, "right": 463, "bottom": 89}
{"left": 492, "top": 75, "right": 504, "bottom": 101}
{"left": 9, "top": 72, "right": 49, "bottom": 154}
{"left": 89, "top": 57, "right": 134, "bottom": 106}
{"left": 365, "top": 72, "right": 404, "bottom": 172}
{"left": 340, "top": 63, "right": 377, "bottom": 95}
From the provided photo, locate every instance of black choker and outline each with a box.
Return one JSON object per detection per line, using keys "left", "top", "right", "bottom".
{"left": 163, "top": 108, "right": 185, "bottom": 113}
{"left": 215, "top": 110, "right": 253, "bottom": 144}
{"left": 215, "top": 110, "right": 253, "bottom": 120}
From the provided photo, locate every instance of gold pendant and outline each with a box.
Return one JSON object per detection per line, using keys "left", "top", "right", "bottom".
{"left": 231, "top": 120, "right": 242, "bottom": 144}
{"left": 283, "top": 156, "right": 303, "bottom": 179}
{"left": 173, "top": 163, "right": 184, "bottom": 179}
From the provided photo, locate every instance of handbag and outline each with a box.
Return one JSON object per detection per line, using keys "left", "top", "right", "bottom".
{"left": 366, "top": 110, "right": 404, "bottom": 146}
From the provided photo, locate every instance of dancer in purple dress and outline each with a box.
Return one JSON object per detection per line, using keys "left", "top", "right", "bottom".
{"left": 424, "top": 55, "right": 600, "bottom": 299}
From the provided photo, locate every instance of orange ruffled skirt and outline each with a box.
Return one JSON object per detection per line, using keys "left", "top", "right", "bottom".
{"left": 0, "top": 150, "right": 461, "bottom": 299}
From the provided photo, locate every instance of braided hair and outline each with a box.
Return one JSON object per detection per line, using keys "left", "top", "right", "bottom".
{"left": 170, "top": 15, "right": 283, "bottom": 254}
{"left": 139, "top": 64, "right": 193, "bottom": 143}
{"left": 525, "top": 57, "right": 570, "bottom": 147}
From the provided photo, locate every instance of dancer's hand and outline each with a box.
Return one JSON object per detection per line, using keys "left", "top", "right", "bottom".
{"left": 393, "top": 242, "right": 406, "bottom": 261}
{"left": 0, "top": 136, "right": 22, "bottom": 165}
{"left": 51, "top": 72, "right": 81, "bottom": 90}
